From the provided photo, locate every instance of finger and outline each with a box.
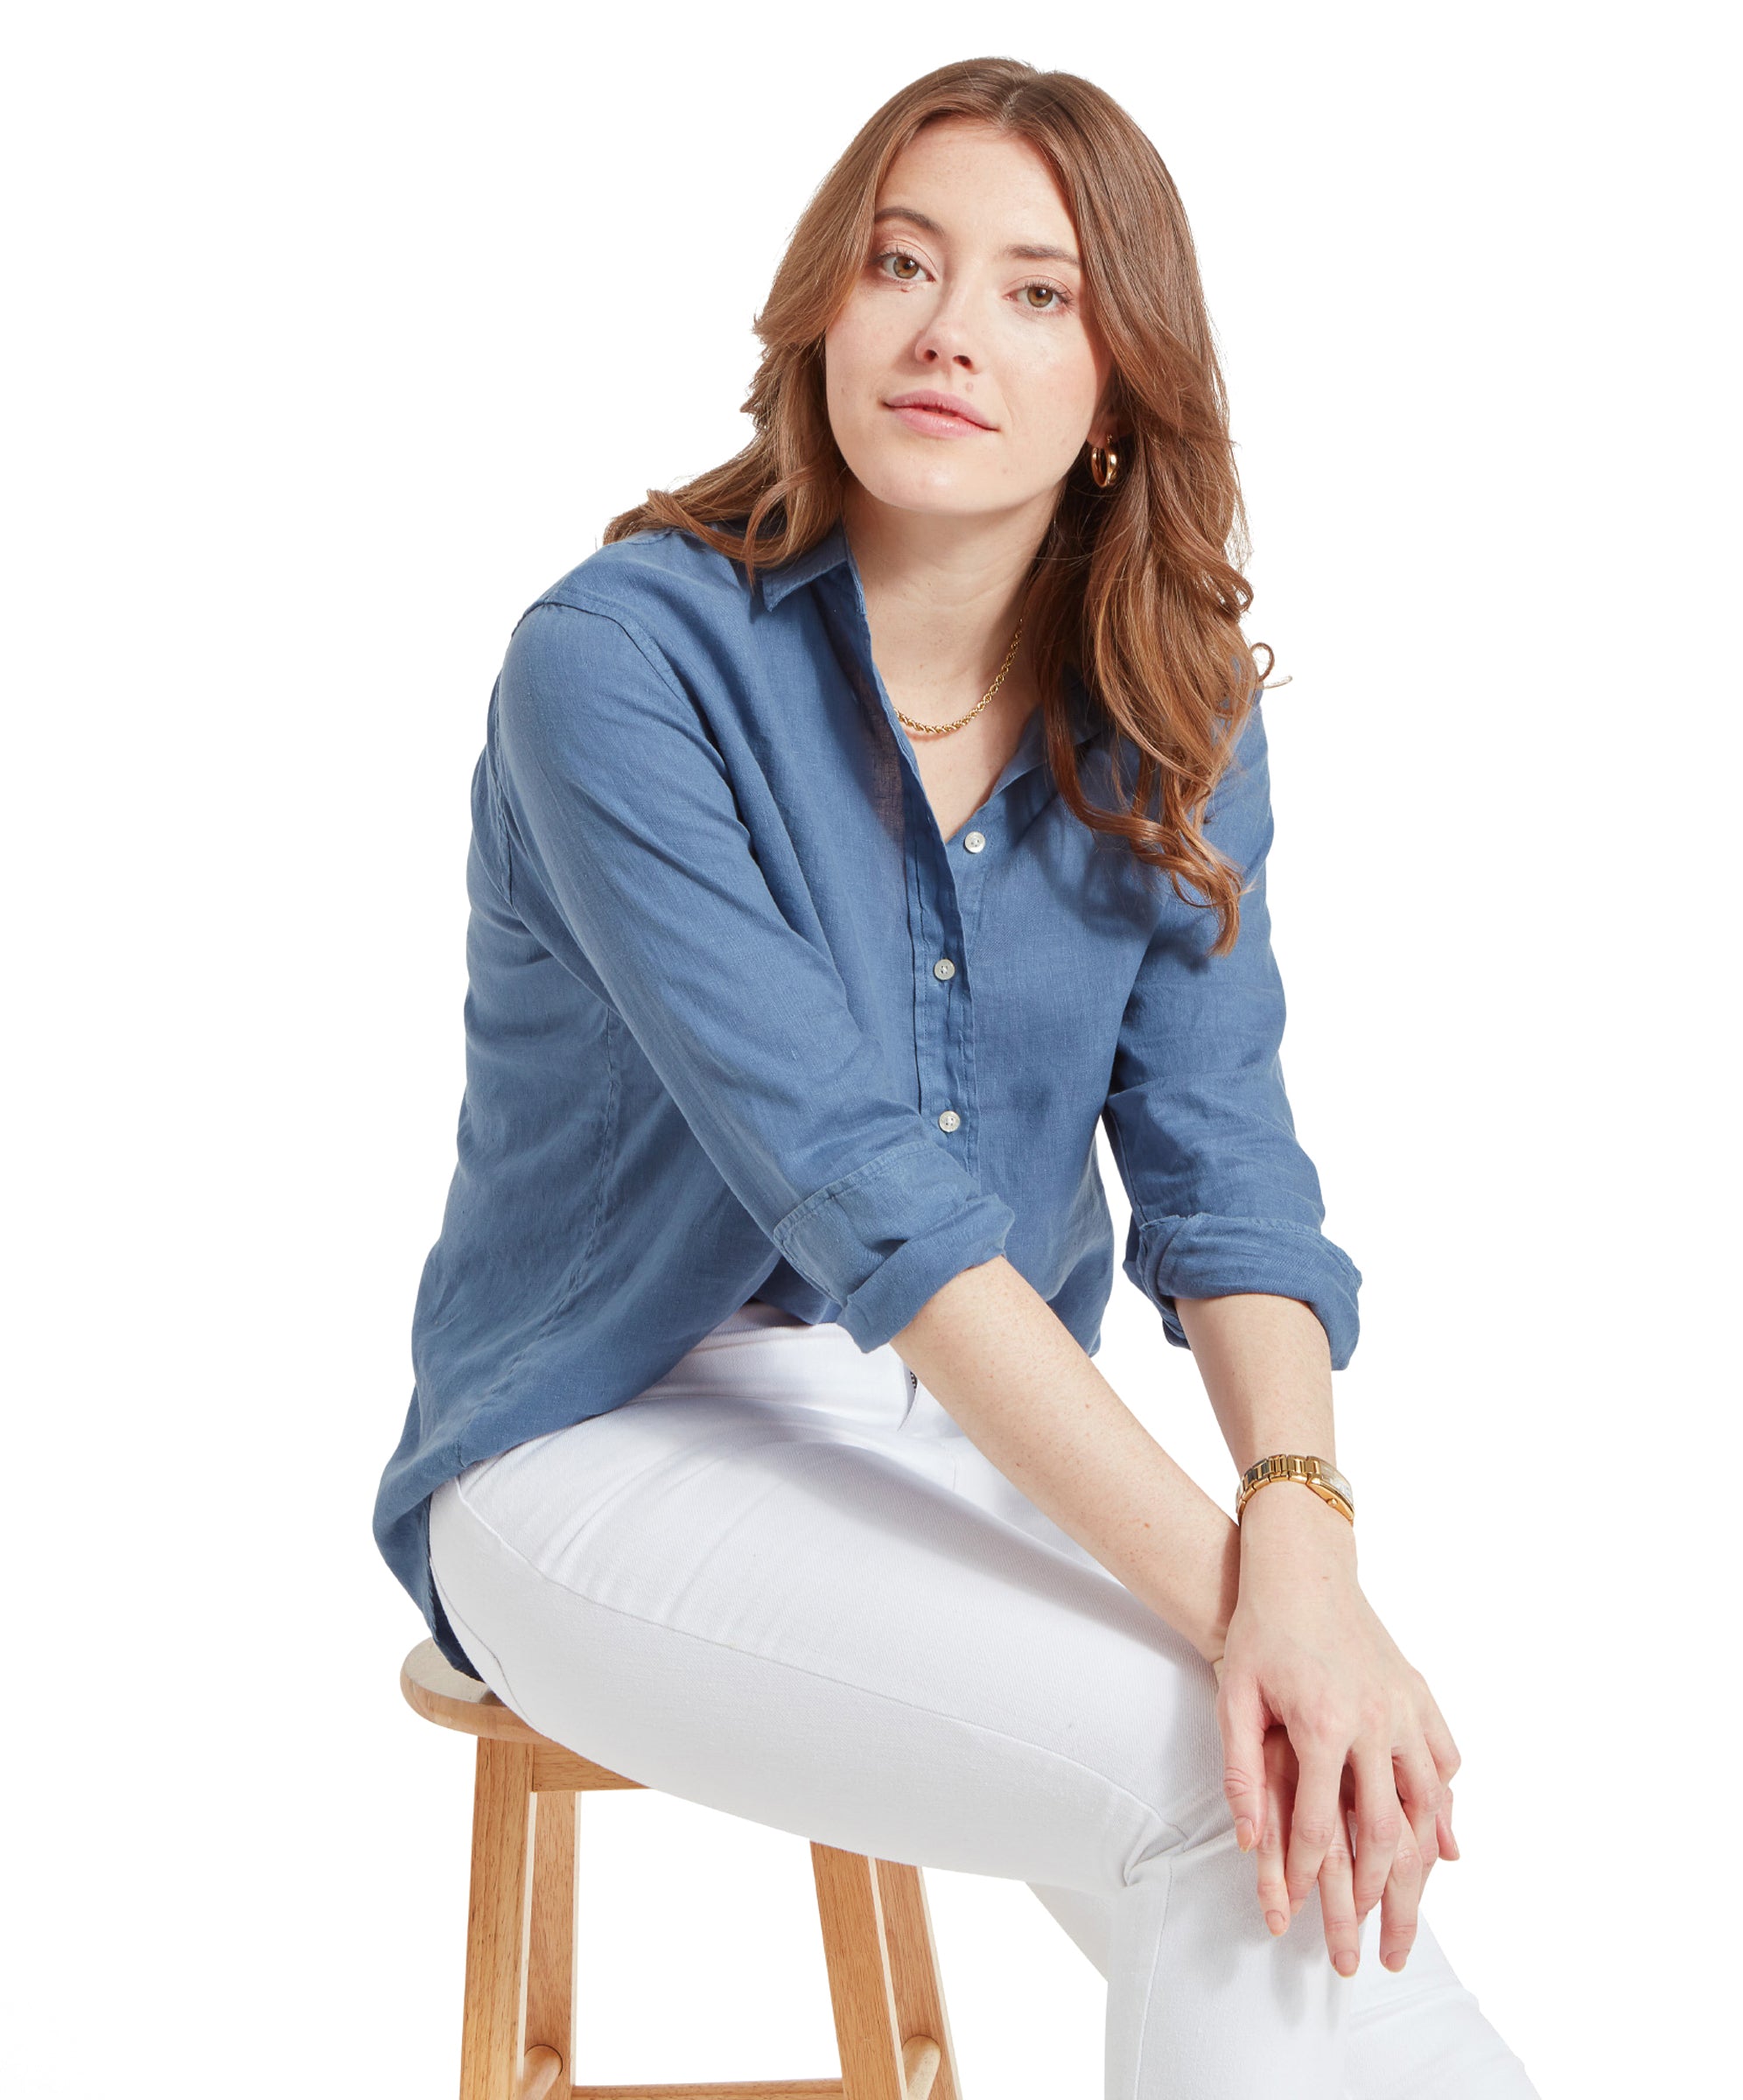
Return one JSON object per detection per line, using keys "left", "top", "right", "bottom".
{"left": 1395, "top": 1738, "right": 1446, "bottom": 1831}
{"left": 1410, "top": 1795, "right": 1442, "bottom": 1904}
{"left": 1216, "top": 1669, "right": 1270, "bottom": 1855}
{"left": 1318, "top": 1780, "right": 1362, "bottom": 1978}
{"left": 1348, "top": 1741, "right": 1403, "bottom": 1923}
{"left": 1437, "top": 1783, "right": 1460, "bottom": 1861}
{"left": 1418, "top": 1687, "right": 1462, "bottom": 1785}
{"left": 1256, "top": 1725, "right": 1294, "bottom": 1938}
{"left": 1284, "top": 1732, "right": 1348, "bottom": 1914}
{"left": 1376, "top": 1814, "right": 1427, "bottom": 1972}
{"left": 1393, "top": 1741, "right": 1446, "bottom": 1895}
{"left": 1409, "top": 1679, "right": 1461, "bottom": 1860}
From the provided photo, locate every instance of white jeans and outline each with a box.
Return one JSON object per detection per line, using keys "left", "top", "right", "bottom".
{"left": 428, "top": 1305, "right": 1538, "bottom": 2099}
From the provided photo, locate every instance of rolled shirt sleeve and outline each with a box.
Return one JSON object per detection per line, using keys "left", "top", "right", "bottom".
{"left": 1100, "top": 699, "right": 1363, "bottom": 1368}
{"left": 491, "top": 597, "right": 1015, "bottom": 1350}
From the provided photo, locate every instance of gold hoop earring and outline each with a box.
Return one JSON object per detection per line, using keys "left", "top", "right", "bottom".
{"left": 1088, "top": 439, "right": 1122, "bottom": 490}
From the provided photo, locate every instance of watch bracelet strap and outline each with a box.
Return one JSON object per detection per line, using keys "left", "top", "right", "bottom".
{"left": 1236, "top": 1452, "right": 1354, "bottom": 1525}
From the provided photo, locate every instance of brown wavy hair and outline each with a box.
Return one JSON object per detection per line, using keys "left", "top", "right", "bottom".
{"left": 605, "top": 56, "right": 1278, "bottom": 955}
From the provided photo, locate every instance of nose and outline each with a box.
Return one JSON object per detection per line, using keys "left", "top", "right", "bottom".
{"left": 910, "top": 284, "right": 980, "bottom": 374}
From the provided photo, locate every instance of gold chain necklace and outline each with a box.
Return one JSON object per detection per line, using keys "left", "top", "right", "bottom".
{"left": 892, "top": 614, "right": 1026, "bottom": 738}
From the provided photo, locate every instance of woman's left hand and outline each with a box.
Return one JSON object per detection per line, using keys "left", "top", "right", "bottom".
{"left": 1208, "top": 1493, "right": 1462, "bottom": 1975}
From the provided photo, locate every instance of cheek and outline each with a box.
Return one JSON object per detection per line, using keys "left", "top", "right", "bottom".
{"left": 1013, "top": 338, "right": 1102, "bottom": 446}
{"left": 823, "top": 306, "right": 880, "bottom": 420}
{"left": 826, "top": 290, "right": 895, "bottom": 371}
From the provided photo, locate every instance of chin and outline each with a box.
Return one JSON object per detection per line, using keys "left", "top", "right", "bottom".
{"left": 849, "top": 457, "right": 1002, "bottom": 518}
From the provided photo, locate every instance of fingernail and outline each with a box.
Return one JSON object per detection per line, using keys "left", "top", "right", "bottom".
{"left": 1334, "top": 1951, "right": 1357, "bottom": 1978}
{"left": 1266, "top": 1910, "right": 1287, "bottom": 1936}
{"left": 1290, "top": 1894, "right": 1306, "bottom": 1916}
{"left": 1236, "top": 1818, "right": 1256, "bottom": 1852}
{"left": 1383, "top": 1951, "right": 1407, "bottom": 1972}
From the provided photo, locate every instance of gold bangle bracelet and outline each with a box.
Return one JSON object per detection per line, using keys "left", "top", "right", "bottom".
{"left": 1236, "top": 1453, "right": 1354, "bottom": 1526}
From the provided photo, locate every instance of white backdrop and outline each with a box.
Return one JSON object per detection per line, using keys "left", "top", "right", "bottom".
{"left": 5, "top": 5, "right": 1733, "bottom": 2095}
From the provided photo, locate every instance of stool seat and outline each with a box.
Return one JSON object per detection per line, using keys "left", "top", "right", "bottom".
{"left": 402, "top": 1638, "right": 553, "bottom": 1742}
{"left": 397, "top": 1639, "right": 962, "bottom": 2100}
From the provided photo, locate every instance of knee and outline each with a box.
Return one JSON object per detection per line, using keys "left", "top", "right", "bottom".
{"left": 1113, "top": 1678, "right": 1236, "bottom": 1884}
{"left": 1116, "top": 1790, "right": 1237, "bottom": 1889}
{"left": 1040, "top": 1716, "right": 1234, "bottom": 1899}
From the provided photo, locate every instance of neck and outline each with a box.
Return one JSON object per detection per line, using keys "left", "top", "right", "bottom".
{"left": 841, "top": 480, "right": 1049, "bottom": 707}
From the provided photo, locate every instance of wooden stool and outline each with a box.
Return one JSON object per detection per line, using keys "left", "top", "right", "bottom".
{"left": 402, "top": 1639, "right": 964, "bottom": 2100}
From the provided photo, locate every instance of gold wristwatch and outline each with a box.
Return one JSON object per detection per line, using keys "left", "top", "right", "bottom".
{"left": 1236, "top": 1453, "right": 1354, "bottom": 1526}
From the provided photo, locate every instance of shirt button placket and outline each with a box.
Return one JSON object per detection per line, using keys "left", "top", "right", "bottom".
{"left": 931, "top": 823, "right": 989, "bottom": 1155}
{"left": 929, "top": 942, "right": 961, "bottom": 1138}
{"left": 915, "top": 820, "right": 969, "bottom": 1152}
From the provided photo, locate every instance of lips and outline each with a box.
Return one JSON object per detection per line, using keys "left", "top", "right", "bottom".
{"left": 884, "top": 390, "right": 996, "bottom": 430}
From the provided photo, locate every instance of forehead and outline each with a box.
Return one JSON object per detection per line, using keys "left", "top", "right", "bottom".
{"left": 877, "top": 121, "right": 1077, "bottom": 242}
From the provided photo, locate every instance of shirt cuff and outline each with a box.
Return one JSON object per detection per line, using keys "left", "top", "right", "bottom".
{"left": 1128, "top": 1212, "right": 1363, "bottom": 1370}
{"left": 773, "top": 1138, "right": 1018, "bottom": 1352}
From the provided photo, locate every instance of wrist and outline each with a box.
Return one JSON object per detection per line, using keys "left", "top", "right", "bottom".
{"left": 1237, "top": 1476, "right": 1357, "bottom": 1559}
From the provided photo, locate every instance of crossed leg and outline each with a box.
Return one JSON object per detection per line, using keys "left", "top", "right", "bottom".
{"left": 428, "top": 1334, "right": 1537, "bottom": 2097}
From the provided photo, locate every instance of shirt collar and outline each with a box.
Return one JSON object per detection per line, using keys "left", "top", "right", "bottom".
{"left": 756, "top": 519, "right": 853, "bottom": 610}
{"left": 758, "top": 517, "right": 1103, "bottom": 752}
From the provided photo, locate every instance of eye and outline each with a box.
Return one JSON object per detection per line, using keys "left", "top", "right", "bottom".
{"left": 1018, "top": 280, "right": 1074, "bottom": 315}
{"left": 872, "top": 247, "right": 928, "bottom": 284}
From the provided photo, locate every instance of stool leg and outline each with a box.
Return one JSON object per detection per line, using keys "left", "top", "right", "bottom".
{"left": 875, "top": 1861, "right": 961, "bottom": 2100}
{"left": 525, "top": 1788, "right": 577, "bottom": 2082}
{"left": 459, "top": 1740, "right": 535, "bottom": 2100}
{"left": 812, "top": 1843, "right": 954, "bottom": 2100}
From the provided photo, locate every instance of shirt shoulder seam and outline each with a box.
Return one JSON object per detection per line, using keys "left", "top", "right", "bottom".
{"left": 512, "top": 592, "right": 692, "bottom": 715}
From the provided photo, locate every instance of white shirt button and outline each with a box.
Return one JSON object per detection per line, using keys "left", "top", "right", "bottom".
{"left": 932, "top": 957, "right": 956, "bottom": 980}
{"left": 962, "top": 831, "right": 986, "bottom": 852}
{"left": 937, "top": 1108, "right": 962, "bottom": 1133}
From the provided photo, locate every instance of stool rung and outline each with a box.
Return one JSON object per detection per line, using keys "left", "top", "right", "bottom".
{"left": 570, "top": 2083, "right": 845, "bottom": 2097}
{"left": 569, "top": 2030, "right": 942, "bottom": 2100}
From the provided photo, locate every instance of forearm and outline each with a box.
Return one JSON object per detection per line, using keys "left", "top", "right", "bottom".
{"left": 891, "top": 1255, "right": 1240, "bottom": 1662}
{"left": 1172, "top": 1290, "right": 1339, "bottom": 1471}
{"left": 1173, "top": 1291, "right": 1359, "bottom": 1569}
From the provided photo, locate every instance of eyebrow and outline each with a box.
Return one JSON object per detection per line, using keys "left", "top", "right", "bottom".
{"left": 871, "top": 204, "right": 1082, "bottom": 270}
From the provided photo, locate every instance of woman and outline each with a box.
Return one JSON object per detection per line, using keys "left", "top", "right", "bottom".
{"left": 373, "top": 58, "right": 1538, "bottom": 2097}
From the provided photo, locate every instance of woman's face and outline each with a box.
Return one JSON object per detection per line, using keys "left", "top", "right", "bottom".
{"left": 823, "top": 117, "right": 1116, "bottom": 527}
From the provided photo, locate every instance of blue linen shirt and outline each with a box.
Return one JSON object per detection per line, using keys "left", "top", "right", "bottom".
{"left": 372, "top": 519, "right": 1362, "bottom": 1677}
